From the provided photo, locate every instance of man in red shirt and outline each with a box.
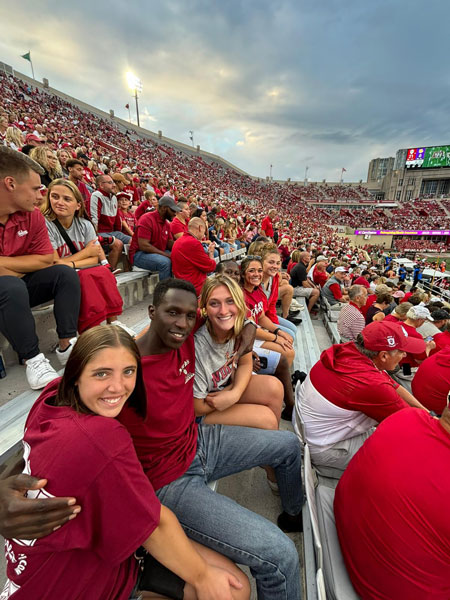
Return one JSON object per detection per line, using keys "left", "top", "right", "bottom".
{"left": 260, "top": 209, "right": 277, "bottom": 238}
{"left": 171, "top": 217, "right": 216, "bottom": 295}
{"left": 294, "top": 321, "right": 428, "bottom": 471}
{"left": 335, "top": 407, "right": 450, "bottom": 600}
{"left": 311, "top": 255, "right": 329, "bottom": 288}
{"left": 170, "top": 200, "right": 190, "bottom": 240}
{"left": 66, "top": 158, "right": 90, "bottom": 209}
{"left": 0, "top": 147, "right": 80, "bottom": 389}
{"left": 129, "top": 195, "right": 179, "bottom": 279}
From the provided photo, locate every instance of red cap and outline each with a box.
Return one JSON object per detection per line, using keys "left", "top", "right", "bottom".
{"left": 362, "top": 321, "right": 425, "bottom": 354}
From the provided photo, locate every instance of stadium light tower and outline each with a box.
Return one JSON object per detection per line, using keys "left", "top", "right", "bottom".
{"left": 126, "top": 71, "right": 143, "bottom": 127}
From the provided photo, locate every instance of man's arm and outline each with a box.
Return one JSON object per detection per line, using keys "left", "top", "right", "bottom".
{"left": 0, "top": 473, "right": 81, "bottom": 540}
{"left": 138, "top": 238, "right": 169, "bottom": 257}
{"left": 396, "top": 384, "right": 429, "bottom": 411}
{"left": 0, "top": 253, "right": 53, "bottom": 274}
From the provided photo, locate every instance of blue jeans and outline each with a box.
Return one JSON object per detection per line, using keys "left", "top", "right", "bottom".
{"left": 277, "top": 317, "right": 298, "bottom": 339}
{"left": 106, "top": 230, "right": 132, "bottom": 244}
{"left": 156, "top": 424, "right": 303, "bottom": 599}
{"left": 133, "top": 251, "right": 172, "bottom": 279}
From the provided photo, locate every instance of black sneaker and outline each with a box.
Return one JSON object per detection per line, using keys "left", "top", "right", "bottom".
{"left": 291, "top": 370, "right": 307, "bottom": 389}
{"left": 287, "top": 315, "right": 302, "bottom": 325}
{"left": 277, "top": 511, "right": 303, "bottom": 533}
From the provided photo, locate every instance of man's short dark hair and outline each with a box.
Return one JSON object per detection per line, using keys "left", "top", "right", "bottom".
{"left": 0, "top": 146, "right": 44, "bottom": 180}
{"left": 66, "top": 158, "right": 83, "bottom": 169}
{"left": 153, "top": 278, "right": 197, "bottom": 307}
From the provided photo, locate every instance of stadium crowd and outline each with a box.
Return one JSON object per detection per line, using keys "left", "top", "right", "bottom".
{"left": 1, "top": 69, "right": 450, "bottom": 599}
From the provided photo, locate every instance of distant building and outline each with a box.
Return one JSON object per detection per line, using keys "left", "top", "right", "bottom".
{"left": 367, "top": 157, "right": 394, "bottom": 182}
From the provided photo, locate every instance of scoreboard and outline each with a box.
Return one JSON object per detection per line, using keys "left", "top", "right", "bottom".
{"left": 405, "top": 145, "right": 450, "bottom": 168}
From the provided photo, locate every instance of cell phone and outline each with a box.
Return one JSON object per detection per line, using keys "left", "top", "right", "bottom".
{"left": 425, "top": 336, "right": 433, "bottom": 342}
{"left": 402, "top": 363, "right": 412, "bottom": 376}
{"left": 258, "top": 356, "right": 268, "bottom": 369}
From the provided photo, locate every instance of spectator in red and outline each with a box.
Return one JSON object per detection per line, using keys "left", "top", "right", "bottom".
{"left": 400, "top": 285, "right": 417, "bottom": 303}
{"left": 352, "top": 269, "right": 371, "bottom": 289}
{"left": 0, "top": 147, "right": 80, "bottom": 390}
{"left": 294, "top": 321, "right": 427, "bottom": 471}
{"left": 334, "top": 407, "right": 450, "bottom": 600}
{"left": 171, "top": 217, "right": 216, "bottom": 295}
{"left": 129, "top": 195, "right": 179, "bottom": 279}
{"left": 66, "top": 159, "right": 91, "bottom": 208}
{"left": 411, "top": 346, "right": 450, "bottom": 414}
{"left": 337, "top": 285, "right": 367, "bottom": 342}
{"left": 310, "top": 255, "right": 329, "bottom": 288}
{"left": 117, "top": 192, "right": 136, "bottom": 237}
{"left": 170, "top": 199, "right": 190, "bottom": 240}
{"left": 89, "top": 174, "right": 130, "bottom": 269}
{"left": 321, "top": 267, "right": 349, "bottom": 307}
{"left": 260, "top": 209, "right": 277, "bottom": 238}
{"left": 135, "top": 190, "right": 158, "bottom": 221}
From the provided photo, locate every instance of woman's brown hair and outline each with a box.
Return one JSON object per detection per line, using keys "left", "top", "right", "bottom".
{"left": 56, "top": 325, "right": 147, "bottom": 419}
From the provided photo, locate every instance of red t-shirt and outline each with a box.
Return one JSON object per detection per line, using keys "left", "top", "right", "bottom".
{"left": 383, "top": 313, "right": 401, "bottom": 323}
{"left": 287, "top": 260, "right": 297, "bottom": 274}
{"left": 328, "top": 282, "right": 343, "bottom": 301}
{"left": 171, "top": 233, "right": 216, "bottom": 296}
{"left": 135, "top": 200, "right": 154, "bottom": 221}
{"left": 432, "top": 330, "right": 450, "bottom": 354}
{"left": 335, "top": 409, "right": 450, "bottom": 600}
{"left": 361, "top": 292, "right": 376, "bottom": 317}
{"left": 261, "top": 216, "right": 274, "bottom": 237}
{"left": 118, "top": 209, "right": 136, "bottom": 232}
{"left": 0, "top": 209, "right": 53, "bottom": 257}
{"left": 312, "top": 266, "right": 328, "bottom": 288}
{"left": 243, "top": 286, "right": 269, "bottom": 324}
{"left": 170, "top": 218, "right": 188, "bottom": 238}
{"left": 262, "top": 275, "right": 280, "bottom": 325}
{"left": 3, "top": 380, "right": 160, "bottom": 599}
{"left": 411, "top": 346, "right": 450, "bottom": 414}
{"left": 400, "top": 291, "right": 413, "bottom": 303}
{"left": 128, "top": 211, "right": 173, "bottom": 264}
{"left": 118, "top": 337, "right": 198, "bottom": 491}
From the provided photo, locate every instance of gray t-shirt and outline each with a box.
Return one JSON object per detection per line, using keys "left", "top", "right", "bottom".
{"left": 193, "top": 324, "right": 236, "bottom": 399}
{"left": 45, "top": 217, "right": 97, "bottom": 258}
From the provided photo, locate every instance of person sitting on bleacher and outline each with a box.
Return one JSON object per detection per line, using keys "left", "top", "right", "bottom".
{"left": 334, "top": 406, "right": 450, "bottom": 600}
{"left": 321, "top": 266, "right": 349, "bottom": 307}
{"left": 290, "top": 250, "right": 320, "bottom": 314}
{"left": 89, "top": 174, "right": 129, "bottom": 270}
{"left": 171, "top": 217, "right": 216, "bottom": 296}
{"left": 337, "top": 284, "right": 367, "bottom": 342}
{"left": 0, "top": 147, "right": 80, "bottom": 390}
{"left": 294, "top": 321, "right": 429, "bottom": 472}
{"left": 128, "top": 195, "right": 180, "bottom": 280}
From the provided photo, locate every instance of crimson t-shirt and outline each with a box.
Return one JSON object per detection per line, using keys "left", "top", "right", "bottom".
{"left": 3, "top": 380, "right": 160, "bottom": 599}
{"left": 335, "top": 409, "right": 450, "bottom": 600}
{"left": 128, "top": 211, "right": 173, "bottom": 264}
{"left": 170, "top": 218, "right": 188, "bottom": 237}
{"left": 261, "top": 216, "right": 274, "bottom": 237}
{"left": 243, "top": 286, "right": 268, "bottom": 324}
{"left": 118, "top": 336, "right": 198, "bottom": 490}
{"left": 411, "top": 346, "right": 450, "bottom": 414}
{"left": 0, "top": 209, "right": 53, "bottom": 257}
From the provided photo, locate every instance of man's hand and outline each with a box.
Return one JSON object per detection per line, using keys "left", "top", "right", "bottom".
{"left": 194, "top": 565, "right": 244, "bottom": 600}
{"left": 0, "top": 474, "right": 81, "bottom": 540}
{"left": 252, "top": 352, "right": 261, "bottom": 373}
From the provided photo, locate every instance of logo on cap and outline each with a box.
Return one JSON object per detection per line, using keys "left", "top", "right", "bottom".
{"left": 387, "top": 336, "right": 396, "bottom": 347}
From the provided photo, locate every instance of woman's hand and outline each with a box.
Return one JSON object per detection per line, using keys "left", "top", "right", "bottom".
{"left": 205, "top": 390, "right": 239, "bottom": 411}
{"left": 194, "top": 565, "right": 244, "bottom": 600}
{"left": 278, "top": 330, "right": 293, "bottom": 344}
{"left": 276, "top": 336, "right": 293, "bottom": 352}
{"left": 85, "top": 240, "right": 102, "bottom": 257}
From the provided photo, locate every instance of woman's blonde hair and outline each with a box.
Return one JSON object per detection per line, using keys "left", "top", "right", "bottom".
{"left": 199, "top": 275, "right": 246, "bottom": 341}
{"left": 5, "top": 127, "right": 23, "bottom": 147}
{"left": 30, "top": 145, "right": 62, "bottom": 179}
{"left": 259, "top": 242, "right": 280, "bottom": 265}
{"left": 41, "top": 178, "right": 88, "bottom": 220}
{"left": 290, "top": 249, "right": 301, "bottom": 263}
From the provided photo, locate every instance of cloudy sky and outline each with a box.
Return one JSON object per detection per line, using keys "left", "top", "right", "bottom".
{"left": 1, "top": 0, "right": 450, "bottom": 182}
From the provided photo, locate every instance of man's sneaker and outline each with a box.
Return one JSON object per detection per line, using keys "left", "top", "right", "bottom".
{"left": 110, "top": 320, "right": 136, "bottom": 338}
{"left": 290, "top": 299, "right": 304, "bottom": 311}
{"left": 277, "top": 511, "right": 303, "bottom": 533}
{"left": 286, "top": 315, "right": 302, "bottom": 325}
{"left": 55, "top": 337, "right": 77, "bottom": 367}
{"left": 26, "top": 354, "right": 59, "bottom": 390}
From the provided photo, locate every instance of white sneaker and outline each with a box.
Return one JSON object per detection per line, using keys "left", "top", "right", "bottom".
{"left": 290, "top": 299, "right": 305, "bottom": 311}
{"left": 26, "top": 354, "right": 59, "bottom": 390}
{"left": 55, "top": 337, "right": 77, "bottom": 366}
{"left": 110, "top": 320, "right": 136, "bottom": 338}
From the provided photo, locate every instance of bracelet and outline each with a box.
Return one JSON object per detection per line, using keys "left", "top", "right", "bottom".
{"left": 273, "top": 333, "right": 278, "bottom": 342}
{"left": 71, "top": 261, "right": 76, "bottom": 269}
{"left": 274, "top": 328, "right": 281, "bottom": 335}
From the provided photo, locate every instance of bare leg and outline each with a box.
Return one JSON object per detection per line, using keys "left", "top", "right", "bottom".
{"left": 261, "top": 341, "right": 295, "bottom": 367}
{"left": 107, "top": 238, "right": 123, "bottom": 270}
{"left": 308, "top": 288, "right": 320, "bottom": 312}
{"left": 279, "top": 281, "right": 294, "bottom": 319}
{"left": 274, "top": 355, "right": 294, "bottom": 415}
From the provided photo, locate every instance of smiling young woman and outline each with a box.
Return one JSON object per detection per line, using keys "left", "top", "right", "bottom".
{"left": 194, "top": 275, "right": 283, "bottom": 429}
